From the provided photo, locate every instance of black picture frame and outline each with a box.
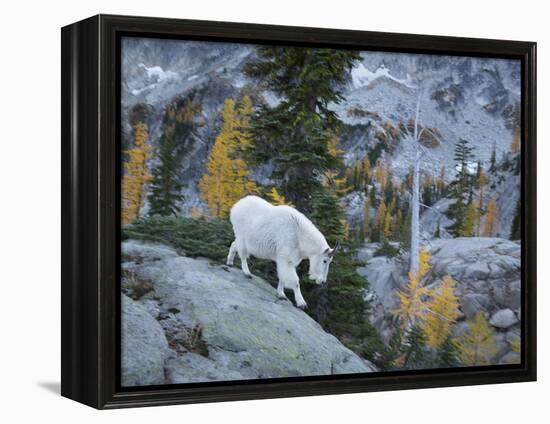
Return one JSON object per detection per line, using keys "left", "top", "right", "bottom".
{"left": 61, "top": 14, "right": 537, "bottom": 409}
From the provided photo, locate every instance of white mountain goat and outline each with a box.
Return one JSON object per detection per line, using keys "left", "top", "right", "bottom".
{"left": 227, "top": 195, "right": 339, "bottom": 309}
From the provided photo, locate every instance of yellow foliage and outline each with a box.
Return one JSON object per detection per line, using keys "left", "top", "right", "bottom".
{"left": 423, "top": 276, "right": 460, "bottom": 348}
{"left": 376, "top": 201, "right": 387, "bottom": 231}
{"left": 483, "top": 198, "right": 499, "bottom": 236}
{"left": 509, "top": 337, "right": 521, "bottom": 353}
{"left": 334, "top": 176, "right": 351, "bottom": 196}
{"left": 199, "top": 97, "right": 258, "bottom": 218}
{"left": 268, "top": 187, "right": 293, "bottom": 207}
{"left": 374, "top": 162, "right": 389, "bottom": 189}
{"left": 323, "top": 170, "right": 351, "bottom": 196}
{"left": 341, "top": 219, "right": 350, "bottom": 241}
{"left": 122, "top": 122, "right": 152, "bottom": 225}
{"left": 327, "top": 132, "right": 344, "bottom": 159}
{"left": 392, "top": 248, "right": 434, "bottom": 328}
{"left": 456, "top": 311, "right": 498, "bottom": 366}
{"left": 417, "top": 248, "right": 432, "bottom": 278}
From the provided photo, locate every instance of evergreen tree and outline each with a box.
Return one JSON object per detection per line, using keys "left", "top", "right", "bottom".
{"left": 490, "top": 141, "right": 497, "bottom": 172}
{"left": 309, "top": 190, "right": 346, "bottom": 244}
{"left": 393, "top": 209, "right": 403, "bottom": 241}
{"left": 477, "top": 166, "right": 487, "bottom": 235}
{"left": 384, "top": 173, "right": 394, "bottom": 204}
{"left": 446, "top": 138, "right": 475, "bottom": 236}
{"left": 122, "top": 122, "right": 152, "bottom": 225}
{"left": 399, "top": 209, "right": 412, "bottom": 248}
{"left": 149, "top": 95, "right": 201, "bottom": 216}
{"left": 363, "top": 197, "right": 371, "bottom": 241}
{"left": 434, "top": 218, "right": 441, "bottom": 238}
{"left": 401, "top": 325, "right": 429, "bottom": 369}
{"left": 436, "top": 336, "right": 461, "bottom": 367}
{"left": 422, "top": 183, "right": 433, "bottom": 207}
{"left": 510, "top": 197, "right": 521, "bottom": 240}
{"left": 199, "top": 97, "right": 258, "bottom": 218}
{"left": 148, "top": 132, "right": 184, "bottom": 217}
{"left": 369, "top": 185, "right": 377, "bottom": 205}
{"left": 244, "top": 46, "right": 360, "bottom": 212}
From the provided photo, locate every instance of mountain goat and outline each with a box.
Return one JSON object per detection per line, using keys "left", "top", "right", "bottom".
{"left": 227, "top": 195, "right": 339, "bottom": 309}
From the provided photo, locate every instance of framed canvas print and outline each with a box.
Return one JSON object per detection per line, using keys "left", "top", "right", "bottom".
{"left": 61, "top": 14, "right": 537, "bottom": 409}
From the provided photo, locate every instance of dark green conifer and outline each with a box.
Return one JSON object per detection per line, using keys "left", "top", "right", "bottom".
{"left": 244, "top": 46, "right": 360, "bottom": 212}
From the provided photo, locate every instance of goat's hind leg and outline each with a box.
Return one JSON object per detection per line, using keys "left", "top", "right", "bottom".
{"left": 237, "top": 246, "right": 253, "bottom": 278}
{"left": 227, "top": 241, "right": 237, "bottom": 266}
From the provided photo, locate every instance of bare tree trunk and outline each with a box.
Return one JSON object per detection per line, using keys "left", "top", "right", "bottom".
{"left": 410, "top": 99, "right": 421, "bottom": 276}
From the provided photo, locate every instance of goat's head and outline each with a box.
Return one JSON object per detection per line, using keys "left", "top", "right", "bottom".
{"left": 308, "top": 240, "right": 339, "bottom": 284}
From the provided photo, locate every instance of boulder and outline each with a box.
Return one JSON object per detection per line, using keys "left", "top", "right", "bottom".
{"left": 489, "top": 309, "right": 519, "bottom": 329}
{"left": 460, "top": 293, "right": 491, "bottom": 319}
{"left": 121, "top": 240, "right": 375, "bottom": 386}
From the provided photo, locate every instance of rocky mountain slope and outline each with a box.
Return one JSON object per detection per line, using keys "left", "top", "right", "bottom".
{"left": 121, "top": 38, "right": 521, "bottom": 218}
{"left": 357, "top": 237, "right": 521, "bottom": 365}
{"left": 121, "top": 240, "right": 375, "bottom": 386}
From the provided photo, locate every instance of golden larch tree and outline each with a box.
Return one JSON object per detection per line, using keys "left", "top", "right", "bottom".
{"left": 392, "top": 248, "right": 434, "bottom": 329}
{"left": 423, "top": 275, "right": 460, "bottom": 348}
{"left": 199, "top": 97, "right": 258, "bottom": 218}
{"left": 374, "top": 162, "right": 389, "bottom": 189}
{"left": 483, "top": 198, "right": 499, "bottom": 236}
{"left": 122, "top": 122, "right": 152, "bottom": 225}
{"left": 376, "top": 200, "right": 387, "bottom": 237}
{"left": 456, "top": 311, "right": 498, "bottom": 366}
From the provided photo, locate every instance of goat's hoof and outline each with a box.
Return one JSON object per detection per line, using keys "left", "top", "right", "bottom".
{"left": 226, "top": 261, "right": 233, "bottom": 267}
{"left": 244, "top": 273, "right": 253, "bottom": 279}
{"left": 277, "top": 294, "right": 287, "bottom": 300}
{"left": 297, "top": 303, "right": 308, "bottom": 310}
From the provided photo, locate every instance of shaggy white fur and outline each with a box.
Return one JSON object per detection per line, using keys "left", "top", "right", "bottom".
{"left": 227, "top": 196, "right": 338, "bottom": 309}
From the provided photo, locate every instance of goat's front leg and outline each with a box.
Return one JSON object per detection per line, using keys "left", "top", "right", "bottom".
{"left": 277, "top": 260, "right": 306, "bottom": 309}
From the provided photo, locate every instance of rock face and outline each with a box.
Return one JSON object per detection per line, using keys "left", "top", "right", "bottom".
{"left": 357, "top": 237, "right": 521, "bottom": 364}
{"left": 121, "top": 295, "right": 171, "bottom": 386}
{"left": 121, "top": 240, "right": 375, "bottom": 387}
{"left": 121, "top": 40, "right": 520, "bottom": 218}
